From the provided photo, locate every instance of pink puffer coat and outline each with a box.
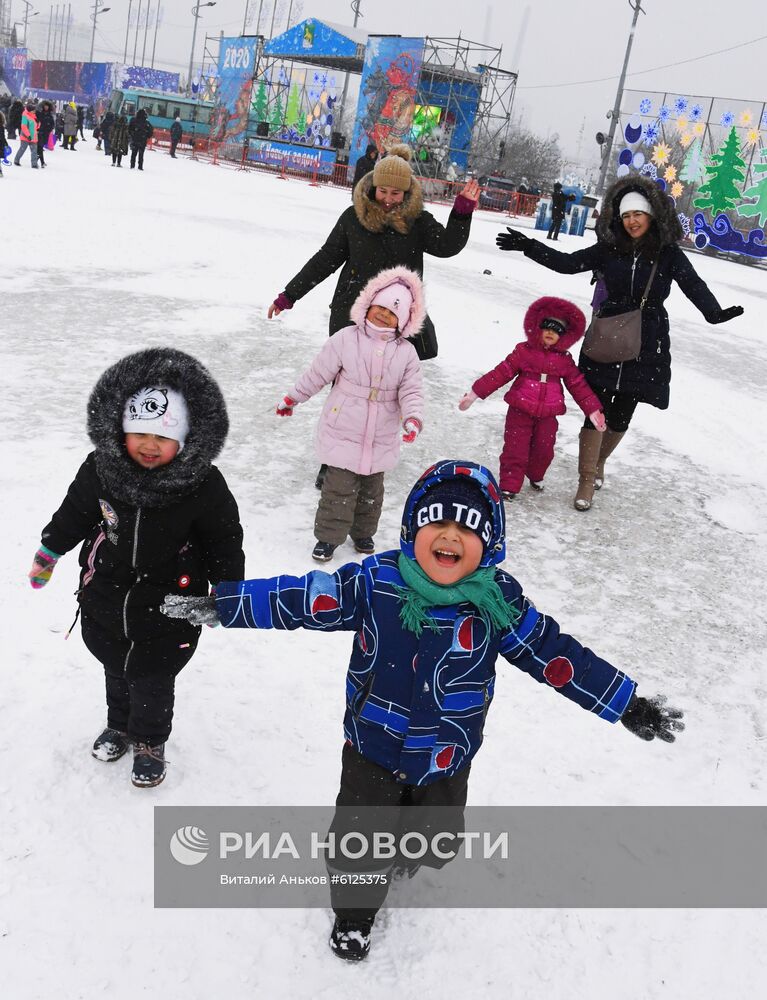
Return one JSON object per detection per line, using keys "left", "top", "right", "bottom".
{"left": 472, "top": 296, "right": 602, "bottom": 419}
{"left": 289, "top": 268, "right": 425, "bottom": 476}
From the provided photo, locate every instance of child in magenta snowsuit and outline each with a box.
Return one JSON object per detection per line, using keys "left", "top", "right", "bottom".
{"left": 459, "top": 296, "right": 606, "bottom": 498}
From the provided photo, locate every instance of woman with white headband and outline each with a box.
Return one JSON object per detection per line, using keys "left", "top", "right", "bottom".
{"left": 495, "top": 174, "right": 743, "bottom": 511}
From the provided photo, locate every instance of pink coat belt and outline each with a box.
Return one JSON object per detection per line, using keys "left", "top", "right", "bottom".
{"left": 337, "top": 374, "right": 399, "bottom": 402}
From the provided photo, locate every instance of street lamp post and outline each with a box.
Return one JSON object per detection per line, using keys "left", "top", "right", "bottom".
{"left": 20, "top": 2, "right": 39, "bottom": 46}
{"left": 187, "top": 3, "right": 216, "bottom": 97}
{"left": 89, "top": 1, "right": 111, "bottom": 63}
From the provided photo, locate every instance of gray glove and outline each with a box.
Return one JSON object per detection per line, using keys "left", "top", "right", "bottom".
{"left": 161, "top": 594, "right": 220, "bottom": 626}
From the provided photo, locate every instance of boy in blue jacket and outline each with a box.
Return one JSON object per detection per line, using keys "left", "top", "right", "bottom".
{"left": 163, "top": 459, "right": 683, "bottom": 960}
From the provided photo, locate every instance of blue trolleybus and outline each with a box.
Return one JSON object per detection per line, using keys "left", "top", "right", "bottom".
{"left": 108, "top": 88, "right": 217, "bottom": 139}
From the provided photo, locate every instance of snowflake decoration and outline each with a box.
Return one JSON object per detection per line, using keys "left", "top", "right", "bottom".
{"left": 642, "top": 122, "right": 660, "bottom": 145}
{"left": 652, "top": 142, "right": 672, "bottom": 166}
{"left": 692, "top": 121, "right": 705, "bottom": 136}
{"left": 690, "top": 104, "right": 703, "bottom": 122}
{"left": 674, "top": 97, "right": 688, "bottom": 114}
{"left": 762, "top": 110, "right": 767, "bottom": 130}
{"left": 670, "top": 180, "right": 684, "bottom": 199}
{"left": 677, "top": 114, "right": 689, "bottom": 132}
{"left": 679, "top": 131, "right": 694, "bottom": 148}
{"left": 678, "top": 212, "right": 691, "bottom": 236}
{"left": 720, "top": 111, "right": 734, "bottom": 127}
{"left": 639, "top": 98, "right": 653, "bottom": 114}
{"left": 640, "top": 162, "right": 658, "bottom": 179}
{"left": 745, "top": 127, "right": 761, "bottom": 146}
{"left": 659, "top": 105, "right": 671, "bottom": 122}
{"left": 739, "top": 109, "right": 753, "bottom": 127}
{"left": 664, "top": 164, "right": 678, "bottom": 181}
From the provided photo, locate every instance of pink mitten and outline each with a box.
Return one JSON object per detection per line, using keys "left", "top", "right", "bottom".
{"left": 458, "top": 391, "right": 478, "bottom": 411}
{"left": 590, "top": 410, "right": 607, "bottom": 432}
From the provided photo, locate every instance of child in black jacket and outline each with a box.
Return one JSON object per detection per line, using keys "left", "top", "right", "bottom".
{"left": 28, "top": 348, "right": 245, "bottom": 788}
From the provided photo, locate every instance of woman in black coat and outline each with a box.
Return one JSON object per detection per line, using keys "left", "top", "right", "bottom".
{"left": 7, "top": 98, "right": 23, "bottom": 139}
{"left": 36, "top": 100, "right": 55, "bottom": 168}
{"left": 497, "top": 174, "right": 743, "bottom": 510}
{"left": 351, "top": 142, "right": 379, "bottom": 192}
{"left": 267, "top": 144, "right": 480, "bottom": 361}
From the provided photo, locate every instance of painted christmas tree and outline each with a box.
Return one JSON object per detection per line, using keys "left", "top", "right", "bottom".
{"left": 269, "top": 93, "right": 285, "bottom": 131}
{"left": 693, "top": 127, "right": 746, "bottom": 216}
{"left": 736, "top": 148, "right": 767, "bottom": 229}
{"left": 251, "top": 80, "right": 268, "bottom": 122}
{"left": 679, "top": 140, "right": 705, "bottom": 184}
{"left": 285, "top": 84, "right": 302, "bottom": 133}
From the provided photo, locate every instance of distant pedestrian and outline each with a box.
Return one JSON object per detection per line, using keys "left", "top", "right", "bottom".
{"left": 110, "top": 115, "right": 130, "bottom": 167}
{"left": 7, "top": 98, "right": 23, "bottom": 140}
{"left": 351, "top": 142, "right": 379, "bottom": 194}
{"left": 548, "top": 182, "right": 575, "bottom": 241}
{"left": 0, "top": 110, "right": 7, "bottom": 178}
{"left": 14, "top": 101, "right": 39, "bottom": 168}
{"left": 62, "top": 102, "right": 78, "bottom": 150}
{"left": 36, "top": 100, "right": 55, "bottom": 169}
{"left": 77, "top": 105, "right": 86, "bottom": 141}
{"left": 170, "top": 116, "right": 182, "bottom": 158}
{"left": 101, "top": 111, "right": 115, "bottom": 156}
{"left": 129, "top": 108, "right": 153, "bottom": 171}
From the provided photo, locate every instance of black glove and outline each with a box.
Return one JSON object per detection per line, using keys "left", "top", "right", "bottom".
{"left": 161, "top": 594, "right": 219, "bottom": 626}
{"left": 620, "top": 693, "right": 685, "bottom": 743}
{"left": 495, "top": 227, "right": 530, "bottom": 252}
{"left": 707, "top": 305, "right": 744, "bottom": 324}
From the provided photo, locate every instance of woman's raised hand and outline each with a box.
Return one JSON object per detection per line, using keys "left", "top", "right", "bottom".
{"left": 460, "top": 178, "right": 480, "bottom": 204}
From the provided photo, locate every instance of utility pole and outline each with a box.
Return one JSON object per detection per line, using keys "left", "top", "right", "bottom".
{"left": 338, "top": 0, "right": 362, "bottom": 137}
{"left": 63, "top": 1, "right": 70, "bottom": 58}
{"left": 142, "top": 1, "right": 150, "bottom": 64}
{"left": 151, "top": 2, "right": 160, "bottom": 67}
{"left": 124, "top": 0, "right": 132, "bottom": 61}
{"left": 187, "top": 3, "right": 216, "bottom": 96}
{"left": 596, "top": 0, "right": 646, "bottom": 196}
{"left": 133, "top": 0, "right": 141, "bottom": 64}
{"left": 89, "top": 0, "right": 111, "bottom": 62}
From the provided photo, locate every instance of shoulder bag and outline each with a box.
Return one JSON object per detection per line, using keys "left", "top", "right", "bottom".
{"left": 581, "top": 258, "right": 659, "bottom": 364}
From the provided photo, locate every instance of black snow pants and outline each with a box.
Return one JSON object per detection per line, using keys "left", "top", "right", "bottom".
{"left": 327, "top": 743, "right": 471, "bottom": 921}
{"left": 81, "top": 613, "right": 199, "bottom": 744}
{"left": 130, "top": 143, "right": 146, "bottom": 169}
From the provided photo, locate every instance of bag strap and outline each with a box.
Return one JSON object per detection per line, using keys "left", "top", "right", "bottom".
{"left": 639, "top": 258, "right": 660, "bottom": 310}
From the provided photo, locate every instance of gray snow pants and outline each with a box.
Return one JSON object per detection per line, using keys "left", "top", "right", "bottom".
{"left": 314, "top": 466, "right": 385, "bottom": 544}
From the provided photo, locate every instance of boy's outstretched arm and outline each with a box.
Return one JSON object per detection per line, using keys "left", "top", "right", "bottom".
{"left": 495, "top": 572, "right": 684, "bottom": 740}
{"left": 162, "top": 562, "right": 369, "bottom": 633}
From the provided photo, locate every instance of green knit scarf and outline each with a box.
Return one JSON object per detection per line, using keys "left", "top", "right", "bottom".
{"left": 395, "top": 553, "right": 521, "bottom": 637}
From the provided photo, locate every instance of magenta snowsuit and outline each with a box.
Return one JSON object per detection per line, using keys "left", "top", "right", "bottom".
{"left": 472, "top": 299, "right": 602, "bottom": 493}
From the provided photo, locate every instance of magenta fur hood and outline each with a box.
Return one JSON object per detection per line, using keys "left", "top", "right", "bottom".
{"left": 349, "top": 266, "right": 427, "bottom": 339}
{"left": 523, "top": 296, "right": 586, "bottom": 352}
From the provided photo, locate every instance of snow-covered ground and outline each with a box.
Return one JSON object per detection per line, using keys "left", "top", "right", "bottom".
{"left": 2, "top": 142, "right": 766, "bottom": 998}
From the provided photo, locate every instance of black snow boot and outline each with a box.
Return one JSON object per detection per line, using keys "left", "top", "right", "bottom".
{"left": 352, "top": 537, "right": 375, "bottom": 555}
{"left": 92, "top": 727, "right": 129, "bottom": 762}
{"left": 329, "top": 916, "right": 374, "bottom": 961}
{"left": 312, "top": 541, "right": 336, "bottom": 562}
{"left": 131, "top": 742, "right": 167, "bottom": 787}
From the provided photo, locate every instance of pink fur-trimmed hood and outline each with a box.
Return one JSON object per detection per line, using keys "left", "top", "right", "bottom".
{"left": 523, "top": 296, "right": 587, "bottom": 352}
{"left": 349, "top": 266, "right": 426, "bottom": 339}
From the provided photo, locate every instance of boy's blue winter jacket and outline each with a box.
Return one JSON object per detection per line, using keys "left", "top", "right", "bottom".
{"left": 214, "top": 461, "right": 636, "bottom": 786}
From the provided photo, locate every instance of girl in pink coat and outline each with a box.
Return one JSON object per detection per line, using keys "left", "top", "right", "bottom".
{"left": 276, "top": 267, "right": 425, "bottom": 561}
{"left": 459, "top": 296, "right": 606, "bottom": 500}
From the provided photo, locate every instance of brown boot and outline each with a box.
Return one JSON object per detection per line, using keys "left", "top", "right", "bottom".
{"left": 574, "top": 429, "right": 604, "bottom": 511}
{"left": 595, "top": 430, "right": 626, "bottom": 490}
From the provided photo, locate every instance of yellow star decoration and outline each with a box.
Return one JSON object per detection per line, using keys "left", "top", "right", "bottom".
{"left": 652, "top": 142, "right": 672, "bottom": 166}
{"left": 745, "top": 127, "right": 761, "bottom": 146}
{"left": 664, "top": 165, "right": 678, "bottom": 181}
{"left": 739, "top": 109, "right": 753, "bottom": 127}
{"left": 692, "top": 121, "right": 705, "bottom": 136}
{"left": 670, "top": 181, "right": 684, "bottom": 198}
{"left": 677, "top": 114, "right": 689, "bottom": 132}
{"left": 680, "top": 132, "right": 694, "bottom": 147}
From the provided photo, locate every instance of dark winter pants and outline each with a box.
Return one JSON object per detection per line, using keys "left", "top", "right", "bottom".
{"left": 547, "top": 214, "right": 564, "bottom": 240}
{"left": 170, "top": 138, "right": 179, "bottom": 158}
{"left": 314, "top": 466, "right": 385, "bottom": 545}
{"left": 81, "top": 614, "right": 199, "bottom": 745}
{"left": 62, "top": 135, "right": 76, "bottom": 150}
{"left": 328, "top": 744, "right": 471, "bottom": 921}
{"left": 498, "top": 407, "right": 559, "bottom": 493}
{"left": 112, "top": 151, "right": 123, "bottom": 166}
{"left": 36, "top": 138, "right": 46, "bottom": 165}
{"left": 584, "top": 386, "right": 640, "bottom": 432}
{"left": 130, "top": 144, "right": 146, "bottom": 169}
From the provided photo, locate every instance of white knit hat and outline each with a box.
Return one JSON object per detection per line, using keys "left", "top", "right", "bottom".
{"left": 122, "top": 386, "right": 190, "bottom": 450}
{"left": 619, "top": 191, "right": 654, "bottom": 217}
{"left": 370, "top": 279, "right": 414, "bottom": 331}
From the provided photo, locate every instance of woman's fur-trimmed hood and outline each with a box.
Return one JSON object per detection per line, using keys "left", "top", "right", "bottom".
{"left": 523, "top": 296, "right": 587, "bottom": 352}
{"left": 87, "top": 347, "right": 229, "bottom": 508}
{"left": 352, "top": 170, "right": 424, "bottom": 235}
{"left": 349, "top": 266, "right": 426, "bottom": 339}
{"left": 596, "top": 174, "right": 683, "bottom": 250}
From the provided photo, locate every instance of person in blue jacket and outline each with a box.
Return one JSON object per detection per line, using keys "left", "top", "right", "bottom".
{"left": 162, "top": 458, "right": 683, "bottom": 961}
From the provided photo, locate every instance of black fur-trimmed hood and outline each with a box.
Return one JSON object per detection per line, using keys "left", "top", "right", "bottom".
{"left": 87, "top": 347, "right": 229, "bottom": 508}
{"left": 596, "top": 174, "right": 683, "bottom": 250}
